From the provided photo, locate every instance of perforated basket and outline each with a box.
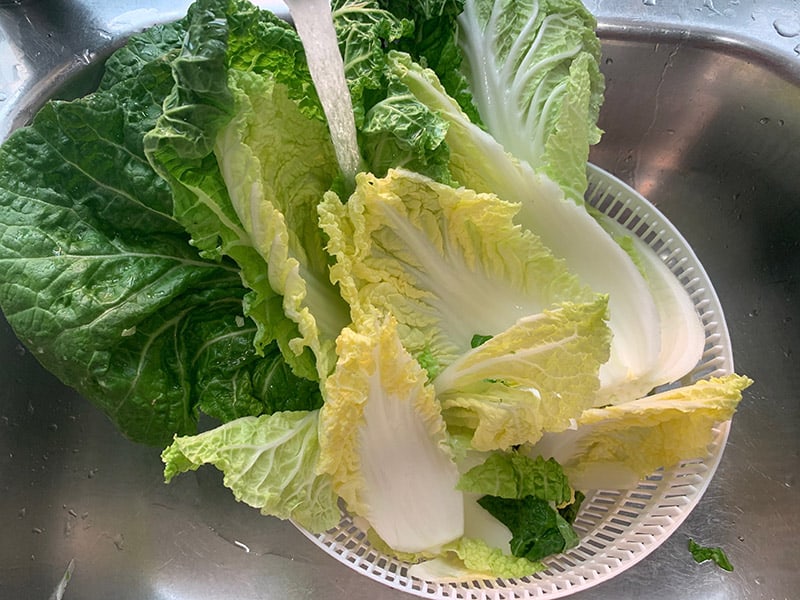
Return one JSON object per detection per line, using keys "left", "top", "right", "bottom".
{"left": 295, "top": 164, "right": 735, "bottom": 599}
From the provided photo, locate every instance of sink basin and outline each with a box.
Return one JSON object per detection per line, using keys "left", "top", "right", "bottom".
{"left": 0, "top": 2, "right": 797, "bottom": 599}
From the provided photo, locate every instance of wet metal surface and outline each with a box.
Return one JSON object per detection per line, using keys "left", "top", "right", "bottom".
{"left": 1, "top": 1, "right": 798, "bottom": 599}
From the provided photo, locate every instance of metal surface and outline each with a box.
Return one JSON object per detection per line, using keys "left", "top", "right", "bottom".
{"left": 1, "top": 1, "right": 798, "bottom": 599}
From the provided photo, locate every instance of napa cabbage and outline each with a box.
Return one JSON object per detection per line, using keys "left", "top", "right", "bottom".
{"left": 162, "top": 410, "right": 340, "bottom": 533}
{"left": 320, "top": 168, "right": 596, "bottom": 371}
{"left": 144, "top": 0, "right": 351, "bottom": 382}
{"left": 457, "top": 0, "right": 604, "bottom": 202}
{"left": 318, "top": 314, "right": 464, "bottom": 553}
{"left": 320, "top": 168, "right": 612, "bottom": 450}
{"left": 530, "top": 374, "right": 753, "bottom": 489}
{"left": 0, "top": 0, "right": 754, "bottom": 582}
{"left": 387, "top": 51, "right": 707, "bottom": 406}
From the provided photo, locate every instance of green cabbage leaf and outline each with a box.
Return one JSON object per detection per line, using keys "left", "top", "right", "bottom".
{"left": 162, "top": 410, "right": 340, "bottom": 532}
{"left": 0, "top": 7, "right": 320, "bottom": 445}
{"left": 144, "top": 0, "right": 350, "bottom": 382}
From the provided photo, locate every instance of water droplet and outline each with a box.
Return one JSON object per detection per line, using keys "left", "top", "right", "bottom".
{"left": 794, "top": 43, "right": 800, "bottom": 55}
{"left": 773, "top": 17, "right": 800, "bottom": 38}
{"left": 32, "top": 527, "right": 44, "bottom": 534}
{"left": 112, "top": 533, "right": 125, "bottom": 550}
{"left": 643, "top": 0, "right": 656, "bottom": 6}
{"left": 604, "top": 57, "right": 614, "bottom": 65}
{"left": 18, "top": 507, "right": 26, "bottom": 518}
{"left": 703, "top": 0, "right": 722, "bottom": 15}
{"left": 76, "top": 49, "right": 96, "bottom": 65}
{"left": 0, "top": 92, "right": 7, "bottom": 102}
{"left": 759, "top": 117, "right": 770, "bottom": 125}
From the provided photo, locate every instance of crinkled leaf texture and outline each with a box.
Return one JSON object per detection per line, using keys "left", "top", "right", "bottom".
{"left": 375, "top": 0, "right": 481, "bottom": 124}
{"left": 329, "top": 1, "right": 455, "bottom": 182}
{"left": 457, "top": 452, "right": 580, "bottom": 564}
{"left": 457, "top": 0, "right": 604, "bottom": 201}
{"left": 216, "top": 69, "right": 350, "bottom": 379}
{"left": 318, "top": 315, "right": 464, "bottom": 553}
{"left": 458, "top": 453, "right": 573, "bottom": 505}
{"left": 0, "top": 21, "right": 318, "bottom": 445}
{"left": 319, "top": 168, "right": 593, "bottom": 375}
{"left": 162, "top": 410, "right": 340, "bottom": 533}
{"left": 389, "top": 52, "right": 675, "bottom": 405}
{"left": 530, "top": 374, "right": 753, "bottom": 489}
{"left": 436, "top": 298, "right": 610, "bottom": 450}
{"left": 408, "top": 536, "right": 544, "bottom": 581}
{"left": 331, "top": 0, "right": 415, "bottom": 126}
{"left": 144, "top": 0, "right": 349, "bottom": 382}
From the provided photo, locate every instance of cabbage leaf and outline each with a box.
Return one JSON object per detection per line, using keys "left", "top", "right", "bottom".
{"left": 458, "top": 453, "right": 573, "bottom": 505}
{"left": 389, "top": 52, "right": 666, "bottom": 405}
{"left": 162, "top": 410, "right": 340, "bottom": 533}
{"left": 457, "top": 0, "right": 604, "bottom": 201}
{"left": 144, "top": 0, "right": 349, "bottom": 381}
{"left": 408, "top": 536, "right": 545, "bottom": 580}
{"left": 531, "top": 374, "right": 753, "bottom": 489}
{"left": 436, "top": 298, "right": 610, "bottom": 450}
{"left": 320, "top": 168, "right": 593, "bottom": 374}
{"left": 0, "top": 14, "right": 319, "bottom": 445}
{"left": 318, "top": 315, "right": 464, "bottom": 553}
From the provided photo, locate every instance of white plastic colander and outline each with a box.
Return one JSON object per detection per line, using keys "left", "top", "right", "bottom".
{"left": 295, "top": 164, "right": 735, "bottom": 599}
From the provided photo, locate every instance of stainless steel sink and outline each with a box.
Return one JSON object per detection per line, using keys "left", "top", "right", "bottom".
{"left": 1, "top": 2, "right": 797, "bottom": 599}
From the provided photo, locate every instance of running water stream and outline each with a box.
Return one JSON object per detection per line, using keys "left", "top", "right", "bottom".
{"left": 283, "top": 0, "right": 361, "bottom": 187}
